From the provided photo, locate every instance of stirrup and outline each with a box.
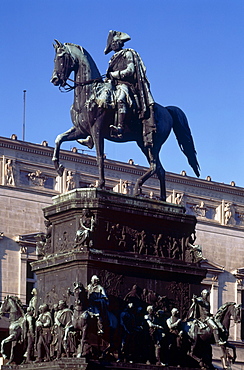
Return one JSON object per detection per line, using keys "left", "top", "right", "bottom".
{"left": 109, "top": 125, "right": 124, "bottom": 138}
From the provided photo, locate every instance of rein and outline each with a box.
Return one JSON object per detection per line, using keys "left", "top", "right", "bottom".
{"left": 59, "top": 75, "right": 106, "bottom": 93}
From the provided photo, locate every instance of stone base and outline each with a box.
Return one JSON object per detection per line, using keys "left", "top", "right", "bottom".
{"left": 2, "top": 358, "right": 88, "bottom": 370}
{"left": 1, "top": 358, "right": 201, "bottom": 370}
{"left": 32, "top": 188, "right": 206, "bottom": 317}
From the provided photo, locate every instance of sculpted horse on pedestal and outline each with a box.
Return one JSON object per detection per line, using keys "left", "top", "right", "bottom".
{"left": 0, "top": 295, "right": 26, "bottom": 365}
{"left": 182, "top": 302, "right": 241, "bottom": 370}
{"left": 64, "top": 283, "right": 119, "bottom": 359}
{"left": 51, "top": 40, "right": 200, "bottom": 200}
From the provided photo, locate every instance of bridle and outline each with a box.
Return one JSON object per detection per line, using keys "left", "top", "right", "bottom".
{"left": 55, "top": 44, "right": 105, "bottom": 92}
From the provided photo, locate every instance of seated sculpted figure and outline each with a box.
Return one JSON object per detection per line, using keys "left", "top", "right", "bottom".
{"left": 188, "top": 289, "right": 226, "bottom": 346}
{"left": 86, "top": 275, "right": 109, "bottom": 335}
{"left": 104, "top": 30, "right": 155, "bottom": 143}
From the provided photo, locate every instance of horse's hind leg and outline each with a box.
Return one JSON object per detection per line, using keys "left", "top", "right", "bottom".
{"left": 155, "top": 156, "right": 166, "bottom": 201}
{"left": 134, "top": 147, "right": 157, "bottom": 197}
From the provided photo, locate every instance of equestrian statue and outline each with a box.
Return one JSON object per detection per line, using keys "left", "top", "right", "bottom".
{"left": 51, "top": 31, "right": 200, "bottom": 201}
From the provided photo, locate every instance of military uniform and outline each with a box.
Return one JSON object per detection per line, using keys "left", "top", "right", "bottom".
{"left": 104, "top": 30, "right": 155, "bottom": 145}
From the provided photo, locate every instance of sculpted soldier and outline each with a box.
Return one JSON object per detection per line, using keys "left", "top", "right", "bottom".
{"left": 144, "top": 306, "right": 167, "bottom": 366}
{"left": 35, "top": 304, "right": 53, "bottom": 362}
{"left": 104, "top": 30, "right": 155, "bottom": 144}
{"left": 23, "top": 306, "right": 36, "bottom": 363}
{"left": 188, "top": 289, "right": 226, "bottom": 345}
{"left": 28, "top": 288, "right": 38, "bottom": 318}
{"left": 166, "top": 308, "right": 183, "bottom": 365}
{"left": 87, "top": 275, "right": 109, "bottom": 335}
{"left": 54, "top": 300, "right": 73, "bottom": 358}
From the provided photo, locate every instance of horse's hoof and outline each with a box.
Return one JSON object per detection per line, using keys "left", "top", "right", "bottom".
{"left": 133, "top": 189, "right": 141, "bottom": 197}
{"left": 57, "top": 164, "right": 65, "bottom": 177}
{"left": 77, "top": 136, "right": 94, "bottom": 149}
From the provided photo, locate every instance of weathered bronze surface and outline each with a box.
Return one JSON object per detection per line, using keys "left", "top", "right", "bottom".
{"left": 1, "top": 189, "right": 240, "bottom": 369}
{"left": 51, "top": 32, "right": 200, "bottom": 201}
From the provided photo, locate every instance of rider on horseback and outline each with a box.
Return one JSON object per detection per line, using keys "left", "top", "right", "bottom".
{"left": 188, "top": 289, "right": 226, "bottom": 346}
{"left": 104, "top": 30, "right": 156, "bottom": 145}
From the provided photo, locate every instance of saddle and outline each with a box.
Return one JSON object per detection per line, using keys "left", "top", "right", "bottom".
{"left": 87, "top": 81, "right": 116, "bottom": 110}
{"left": 88, "top": 82, "right": 156, "bottom": 147}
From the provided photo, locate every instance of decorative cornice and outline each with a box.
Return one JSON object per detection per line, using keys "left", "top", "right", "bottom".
{"left": 1, "top": 136, "right": 244, "bottom": 198}
{"left": 232, "top": 267, "right": 244, "bottom": 280}
{"left": 200, "top": 259, "right": 225, "bottom": 274}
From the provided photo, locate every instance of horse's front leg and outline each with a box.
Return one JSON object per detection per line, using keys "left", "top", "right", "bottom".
{"left": 1, "top": 334, "right": 16, "bottom": 363}
{"left": 52, "top": 126, "right": 86, "bottom": 177}
{"left": 221, "top": 342, "right": 236, "bottom": 368}
{"left": 52, "top": 131, "right": 70, "bottom": 176}
{"left": 8, "top": 340, "right": 18, "bottom": 365}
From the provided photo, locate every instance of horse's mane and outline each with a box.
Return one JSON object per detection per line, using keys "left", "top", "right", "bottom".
{"left": 64, "top": 43, "right": 101, "bottom": 80}
{"left": 65, "top": 42, "right": 84, "bottom": 52}
{"left": 214, "top": 302, "right": 235, "bottom": 320}
{"left": 8, "top": 295, "right": 25, "bottom": 315}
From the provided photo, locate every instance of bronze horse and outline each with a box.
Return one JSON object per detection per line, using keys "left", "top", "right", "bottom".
{"left": 64, "top": 283, "right": 119, "bottom": 359}
{"left": 51, "top": 40, "right": 200, "bottom": 201}
{"left": 183, "top": 302, "right": 241, "bottom": 369}
{"left": 0, "top": 295, "right": 26, "bottom": 365}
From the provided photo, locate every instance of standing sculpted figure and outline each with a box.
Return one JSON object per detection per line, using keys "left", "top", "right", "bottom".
{"left": 104, "top": 30, "right": 155, "bottom": 144}
{"left": 28, "top": 288, "right": 38, "bottom": 318}
{"left": 54, "top": 300, "right": 73, "bottom": 358}
{"left": 35, "top": 304, "right": 53, "bottom": 362}
{"left": 5, "top": 159, "right": 15, "bottom": 186}
{"left": 144, "top": 306, "right": 167, "bottom": 366}
{"left": 166, "top": 308, "right": 183, "bottom": 365}
{"left": 87, "top": 275, "right": 109, "bottom": 335}
{"left": 66, "top": 171, "right": 76, "bottom": 192}
{"left": 23, "top": 306, "right": 36, "bottom": 363}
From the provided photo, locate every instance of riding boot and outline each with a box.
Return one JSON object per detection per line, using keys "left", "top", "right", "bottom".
{"left": 117, "top": 112, "right": 126, "bottom": 138}
{"left": 110, "top": 101, "right": 126, "bottom": 138}
{"left": 143, "top": 104, "right": 156, "bottom": 147}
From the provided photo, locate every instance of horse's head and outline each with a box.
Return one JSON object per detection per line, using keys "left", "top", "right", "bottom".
{"left": 0, "top": 295, "right": 24, "bottom": 320}
{"left": 216, "top": 302, "right": 242, "bottom": 333}
{"left": 232, "top": 303, "right": 242, "bottom": 323}
{"left": 51, "top": 40, "right": 76, "bottom": 87}
{"left": 0, "top": 295, "right": 11, "bottom": 315}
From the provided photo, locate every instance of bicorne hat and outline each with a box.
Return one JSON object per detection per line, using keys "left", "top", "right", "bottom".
{"left": 104, "top": 30, "right": 131, "bottom": 55}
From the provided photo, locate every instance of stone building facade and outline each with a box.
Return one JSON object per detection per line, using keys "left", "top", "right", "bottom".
{"left": 0, "top": 135, "right": 244, "bottom": 359}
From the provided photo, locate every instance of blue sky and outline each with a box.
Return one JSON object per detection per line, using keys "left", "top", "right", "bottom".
{"left": 1, "top": 0, "right": 243, "bottom": 187}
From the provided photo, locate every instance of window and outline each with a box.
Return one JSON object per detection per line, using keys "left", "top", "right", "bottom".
{"left": 26, "top": 260, "right": 36, "bottom": 304}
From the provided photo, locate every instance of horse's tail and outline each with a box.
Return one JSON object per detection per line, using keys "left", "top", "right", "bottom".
{"left": 166, "top": 106, "right": 200, "bottom": 177}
